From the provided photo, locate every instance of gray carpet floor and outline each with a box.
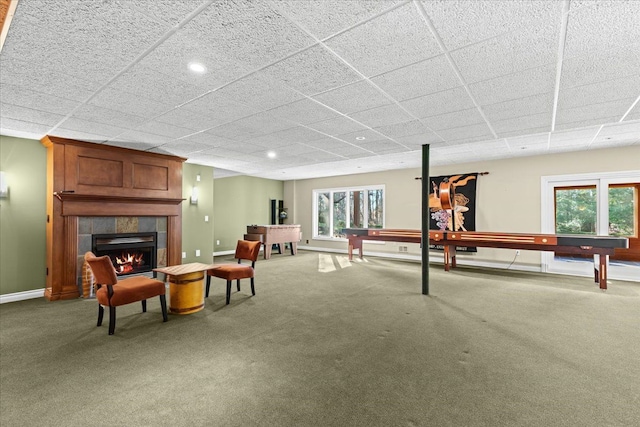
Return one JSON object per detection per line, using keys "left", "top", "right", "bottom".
{"left": 1, "top": 250, "right": 639, "bottom": 426}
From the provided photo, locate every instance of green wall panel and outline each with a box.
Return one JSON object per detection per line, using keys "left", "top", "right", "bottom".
{"left": 0, "top": 136, "right": 47, "bottom": 294}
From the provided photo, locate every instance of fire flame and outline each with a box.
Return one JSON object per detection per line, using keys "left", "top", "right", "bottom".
{"left": 115, "top": 252, "right": 144, "bottom": 274}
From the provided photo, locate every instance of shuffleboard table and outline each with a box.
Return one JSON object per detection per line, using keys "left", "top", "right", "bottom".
{"left": 342, "top": 228, "right": 628, "bottom": 290}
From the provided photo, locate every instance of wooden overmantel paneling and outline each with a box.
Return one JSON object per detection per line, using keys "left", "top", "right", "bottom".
{"left": 41, "top": 135, "right": 187, "bottom": 301}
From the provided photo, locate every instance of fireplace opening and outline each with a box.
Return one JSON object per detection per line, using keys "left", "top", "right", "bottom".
{"left": 92, "top": 232, "right": 157, "bottom": 276}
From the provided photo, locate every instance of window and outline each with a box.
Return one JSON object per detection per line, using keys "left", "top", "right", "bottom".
{"left": 542, "top": 171, "right": 640, "bottom": 282}
{"left": 313, "top": 186, "right": 385, "bottom": 239}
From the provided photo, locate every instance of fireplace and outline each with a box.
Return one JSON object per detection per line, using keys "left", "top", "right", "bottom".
{"left": 92, "top": 232, "right": 157, "bottom": 276}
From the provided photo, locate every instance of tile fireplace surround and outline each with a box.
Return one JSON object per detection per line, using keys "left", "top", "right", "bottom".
{"left": 77, "top": 216, "right": 168, "bottom": 294}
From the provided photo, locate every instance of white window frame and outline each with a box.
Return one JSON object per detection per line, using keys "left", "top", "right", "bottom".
{"left": 541, "top": 170, "right": 640, "bottom": 282}
{"left": 312, "top": 185, "right": 385, "bottom": 240}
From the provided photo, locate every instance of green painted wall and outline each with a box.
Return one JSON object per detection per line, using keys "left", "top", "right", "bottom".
{"left": 213, "top": 175, "right": 283, "bottom": 253}
{"left": 0, "top": 136, "right": 47, "bottom": 294}
{"left": 182, "top": 163, "right": 215, "bottom": 263}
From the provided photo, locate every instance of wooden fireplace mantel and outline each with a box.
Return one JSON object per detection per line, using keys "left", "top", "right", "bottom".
{"left": 42, "top": 135, "right": 187, "bottom": 301}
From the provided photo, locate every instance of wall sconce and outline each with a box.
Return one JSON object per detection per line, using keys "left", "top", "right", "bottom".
{"left": 190, "top": 186, "right": 199, "bottom": 205}
{"left": 0, "top": 171, "right": 8, "bottom": 199}
{"left": 190, "top": 173, "right": 201, "bottom": 205}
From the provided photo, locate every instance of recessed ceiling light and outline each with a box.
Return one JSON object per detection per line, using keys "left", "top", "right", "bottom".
{"left": 267, "top": 151, "right": 276, "bottom": 159}
{"left": 188, "top": 62, "right": 206, "bottom": 73}
{"left": 355, "top": 136, "right": 366, "bottom": 141}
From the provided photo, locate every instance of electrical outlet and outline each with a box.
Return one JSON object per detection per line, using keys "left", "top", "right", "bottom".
{"left": 204, "top": 215, "right": 209, "bottom": 222}
{"left": 216, "top": 240, "right": 220, "bottom": 245}
{"left": 516, "top": 250, "right": 521, "bottom": 256}
{"left": 182, "top": 252, "right": 186, "bottom": 259}
{"left": 195, "top": 249, "right": 200, "bottom": 256}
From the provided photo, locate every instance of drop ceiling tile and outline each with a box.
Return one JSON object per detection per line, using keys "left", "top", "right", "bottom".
{"left": 155, "top": 108, "right": 217, "bottom": 132}
{"left": 217, "top": 74, "right": 304, "bottom": 111}
{"left": 0, "top": 118, "right": 51, "bottom": 137}
{"left": 596, "top": 121, "right": 640, "bottom": 141}
{"left": 110, "top": 65, "right": 208, "bottom": 107}
{"left": 179, "top": 133, "right": 235, "bottom": 147}
{"left": 326, "top": 2, "right": 441, "bottom": 77}
{"left": 374, "top": 120, "right": 434, "bottom": 139}
{"left": 249, "top": 126, "right": 326, "bottom": 147}
{"left": 339, "top": 129, "right": 388, "bottom": 145}
{"left": 498, "top": 127, "right": 550, "bottom": 139}
{"left": 436, "top": 123, "right": 493, "bottom": 142}
{"left": 103, "top": 139, "right": 164, "bottom": 151}
{"left": 4, "top": 0, "right": 173, "bottom": 82}
{"left": 52, "top": 129, "right": 112, "bottom": 143}
{"left": 312, "top": 80, "right": 393, "bottom": 115}
{"left": 401, "top": 86, "right": 475, "bottom": 118}
{"left": 194, "top": 148, "right": 238, "bottom": 161}
{"left": 556, "top": 98, "right": 636, "bottom": 128}
{"left": 301, "top": 137, "right": 353, "bottom": 151}
{"left": 560, "top": 47, "right": 640, "bottom": 88}
{"left": 272, "top": 0, "right": 402, "bottom": 40}
{"left": 356, "top": 140, "right": 407, "bottom": 154}
{"left": 232, "top": 113, "right": 295, "bottom": 137}
{"left": 89, "top": 88, "right": 170, "bottom": 119}
{"left": 150, "top": 140, "right": 212, "bottom": 157}
{"left": 132, "top": 121, "right": 195, "bottom": 139}
{"left": 261, "top": 45, "right": 362, "bottom": 96}
{"left": 550, "top": 127, "right": 599, "bottom": 144}
{"left": 623, "top": 106, "right": 640, "bottom": 122}
{"left": 558, "top": 76, "right": 640, "bottom": 110}
{"left": 421, "top": 0, "right": 562, "bottom": 50}
{"left": 452, "top": 23, "right": 559, "bottom": 84}
{"left": 395, "top": 132, "right": 443, "bottom": 148}
{"left": 548, "top": 133, "right": 595, "bottom": 150}
{"left": 110, "top": 131, "right": 174, "bottom": 146}
{"left": 371, "top": 55, "right": 460, "bottom": 101}
{"left": 56, "top": 118, "right": 130, "bottom": 139}
{"left": 423, "top": 108, "right": 486, "bottom": 131}
{"left": 482, "top": 93, "right": 553, "bottom": 122}
{"left": 492, "top": 113, "right": 551, "bottom": 136}
{"left": 272, "top": 143, "right": 319, "bottom": 156}
{"left": 299, "top": 150, "right": 344, "bottom": 162}
{"left": 0, "top": 58, "right": 100, "bottom": 102}
{"left": 183, "top": 92, "right": 261, "bottom": 126}
{"left": 307, "top": 116, "right": 370, "bottom": 136}
{"left": 71, "top": 105, "right": 146, "bottom": 130}
{"left": 137, "top": 32, "right": 250, "bottom": 92}
{"left": 470, "top": 139, "right": 510, "bottom": 153}
{"left": 0, "top": 104, "right": 65, "bottom": 128}
{"left": 555, "top": 116, "right": 619, "bottom": 131}
{"left": 0, "top": 84, "right": 81, "bottom": 116}
{"left": 331, "top": 145, "right": 375, "bottom": 158}
{"left": 202, "top": 145, "right": 263, "bottom": 160}
{"left": 469, "top": 64, "right": 556, "bottom": 106}
{"left": 205, "top": 120, "right": 266, "bottom": 141}
{"left": 564, "top": 0, "right": 640, "bottom": 60}
{"left": 125, "top": 0, "right": 204, "bottom": 27}
{"left": 348, "top": 104, "right": 415, "bottom": 128}
{"left": 268, "top": 98, "right": 340, "bottom": 125}
{"left": 184, "top": 0, "right": 316, "bottom": 71}
{"left": 505, "top": 132, "right": 548, "bottom": 149}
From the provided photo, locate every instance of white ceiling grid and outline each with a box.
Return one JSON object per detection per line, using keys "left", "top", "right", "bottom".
{"left": 0, "top": 0, "right": 638, "bottom": 180}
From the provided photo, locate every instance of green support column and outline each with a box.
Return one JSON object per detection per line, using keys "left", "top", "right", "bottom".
{"left": 422, "top": 144, "right": 430, "bottom": 295}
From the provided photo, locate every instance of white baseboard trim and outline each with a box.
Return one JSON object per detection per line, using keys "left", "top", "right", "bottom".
{"left": 0, "top": 288, "right": 45, "bottom": 304}
{"left": 213, "top": 249, "right": 237, "bottom": 257}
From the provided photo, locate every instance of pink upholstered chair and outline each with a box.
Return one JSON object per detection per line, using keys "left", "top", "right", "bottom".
{"left": 206, "top": 240, "right": 261, "bottom": 305}
{"left": 84, "top": 252, "right": 168, "bottom": 335}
